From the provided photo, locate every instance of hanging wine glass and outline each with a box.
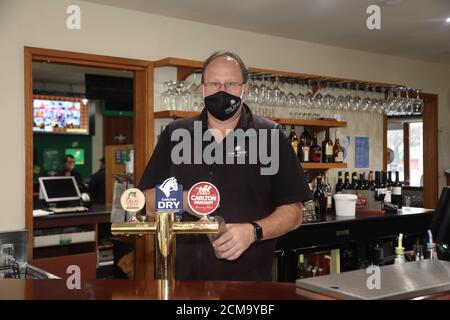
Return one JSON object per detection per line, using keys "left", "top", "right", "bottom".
{"left": 313, "top": 80, "right": 324, "bottom": 110}
{"left": 351, "top": 84, "right": 362, "bottom": 112}
{"left": 412, "top": 88, "right": 424, "bottom": 114}
{"left": 361, "top": 85, "right": 371, "bottom": 112}
{"left": 160, "top": 81, "right": 171, "bottom": 111}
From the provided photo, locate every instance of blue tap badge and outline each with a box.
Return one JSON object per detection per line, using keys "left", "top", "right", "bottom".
{"left": 155, "top": 177, "right": 183, "bottom": 213}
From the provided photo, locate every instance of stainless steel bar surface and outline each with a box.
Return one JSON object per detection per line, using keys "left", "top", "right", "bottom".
{"left": 296, "top": 260, "right": 450, "bottom": 299}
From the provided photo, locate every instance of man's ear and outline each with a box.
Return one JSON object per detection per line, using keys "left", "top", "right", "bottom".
{"left": 242, "top": 82, "right": 249, "bottom": 100}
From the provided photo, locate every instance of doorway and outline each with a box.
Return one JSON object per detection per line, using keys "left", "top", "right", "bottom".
{"left": 24, "top": 47, "right": 154, "bottom": 280}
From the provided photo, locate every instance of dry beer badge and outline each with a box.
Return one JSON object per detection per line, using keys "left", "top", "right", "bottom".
{"left": 188, "top": 181, "right": 220, "bottom": 217}
{"left": 155, "top": 177, "right": 183, "bottom": 213}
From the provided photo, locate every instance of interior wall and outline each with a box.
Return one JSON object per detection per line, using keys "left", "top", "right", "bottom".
{"left": 1, "top": 0, "right": 449, "bottom": 230}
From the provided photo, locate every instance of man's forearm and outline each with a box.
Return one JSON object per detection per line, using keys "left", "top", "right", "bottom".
{"left": 255, "top": 202, "right": 303, "bottom": 241}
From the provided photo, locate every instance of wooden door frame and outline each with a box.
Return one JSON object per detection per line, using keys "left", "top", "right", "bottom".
{"left": 383, "top": 92, "right": 439, "bottom": 208}
{"left": 24, "top": 47, "right": 154, "bottom": 280}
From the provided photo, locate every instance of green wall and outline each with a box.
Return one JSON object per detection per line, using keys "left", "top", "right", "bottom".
{"left": 34, "top": 134, "right": 92, "bottom": 182}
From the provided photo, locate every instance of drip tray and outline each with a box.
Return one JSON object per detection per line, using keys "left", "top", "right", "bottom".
{"left": 296, "top": 260, "right": 450, "bottom": 300}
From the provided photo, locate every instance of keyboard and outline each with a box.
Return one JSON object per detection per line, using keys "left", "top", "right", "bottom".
{"left": 49, "top": 206, "right": 89, "bottom": 213}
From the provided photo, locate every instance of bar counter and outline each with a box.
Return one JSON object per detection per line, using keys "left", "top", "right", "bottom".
{"left": 0, "top": 279, "right": 448, "bottom": 300}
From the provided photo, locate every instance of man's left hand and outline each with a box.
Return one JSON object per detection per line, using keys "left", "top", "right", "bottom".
{"left": 213, "top": 223, "right": 255, "bottom": 261}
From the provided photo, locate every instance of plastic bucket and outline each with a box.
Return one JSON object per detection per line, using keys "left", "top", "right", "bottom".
{"left": 334, "top": 194, "right": 358, "bottom": 217}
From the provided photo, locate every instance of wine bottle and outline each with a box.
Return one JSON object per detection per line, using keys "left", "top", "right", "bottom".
{"left": 368, "top": 171, "right": 375, "bottom": 191}
{"left": 386, "top": 171, "right": 392, "bottom": 191}
{"left": 333, "top": 130, "right": 344, "bottom": 163}
{"left": 343, "top": 172, "right": 351, "bottom": 190}
{"left": 314, "top": 176, "right": 327, "bottom": 217}
{"left": 379, "top": 171, "right": 387, "bottom": 201}
{"left": 321, "top": 128, "right": 334, "bottom": 163}
{"left": 392, "top": 171, "right": 403, "bottom": 208}
{"left": 359, "top": 173, "right": 366, "bottom": 190}
{"left": 297, "top": 254, "right": 306, "bottom": 279}
{"left": 289, "top": 126, "right": 299, "bottom": 156}
{"left": 335, "top": 171, "right": 344, "bottom": 193}
{"left": 323, "top": 172, "right": 333, "bottom": 210}
{"left": 298, "top": 128, "right": 311, "bottom": 163}
{"left": 374, "top": 171, "right": 381, "bottom": 200}
{"left": 310, "top": 131, "right": 322, "bottom": 163}
{"left": 350, "top": 172, "right": 358, "bottom": 190}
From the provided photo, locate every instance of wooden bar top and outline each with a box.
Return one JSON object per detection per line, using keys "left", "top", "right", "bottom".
{"left": 0, "top": 279, "right": 323, "bottom": 300}
{"left": 0, "top": 279, "right": 448, "bottom": 300}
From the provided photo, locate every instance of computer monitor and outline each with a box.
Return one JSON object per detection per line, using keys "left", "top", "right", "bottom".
{"left": 38, "top": 176, "right": 81, "bottom": 203}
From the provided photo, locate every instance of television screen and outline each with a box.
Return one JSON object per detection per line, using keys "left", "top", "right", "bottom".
{"left": 65, "top": 148, "right": 85, "bottom": 165}
{"left": 33, "top": 96, "right": 89, "bottom": 134}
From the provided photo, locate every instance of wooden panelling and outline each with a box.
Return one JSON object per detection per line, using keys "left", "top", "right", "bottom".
{"left": 33, "top": 252, "right": 97, "bottom": 280}
{"left": 422, "top": 93, "right": 439, "bottom": 208}
{"left": 103, "top": 116, "right": 134, "bottom": 145}
{"left": 24, "top": 48, "right": 34, "bottom": 263}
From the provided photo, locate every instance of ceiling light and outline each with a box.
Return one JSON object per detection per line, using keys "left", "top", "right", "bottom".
{"left": 446, "top": 17, "right": 450, "bottom": 23}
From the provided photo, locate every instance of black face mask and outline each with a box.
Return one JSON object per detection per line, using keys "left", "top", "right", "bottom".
{"left": 204, "top": 90, "right": 242, "bottom": 121}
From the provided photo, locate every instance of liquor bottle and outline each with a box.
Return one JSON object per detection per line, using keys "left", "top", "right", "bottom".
{"left": 333, "top": 130, "right": 344, "bottom": 163}
{"left": 289, "top": 126, "right": 299, "bottom": 156}
{"left": 309, "top": 131, "right": 322, "bottom": 163}
{"left": 305, "top": 171, "right": 313, "bottom": 192}
{"left": 298, "top": 138, "right": 311, "bottom": 163}
{"left": 313, "top": 176, "right": 327, "bottom": 217}
{"left": 335, "top": 171, "right": 344, "bottom": 193}
{"left": 391, "top": 171, "right": 403, "bottom": 208}
{"left": 343, "top": 172, "right": 351, "bottom": 190}
{"left": 297, "top": 254, "right": 306, "bottom": 279}
{"left": 300, "top": 128, "right": 311, "bottom": 147}
{"left": 321, "top": 128, "right": 334, "bottom": 163}
{"left": 350, "top": 172, "right": 359, "bottom": 190}
{"left": 323, "top": 172, "right": 333, "bottom": 211}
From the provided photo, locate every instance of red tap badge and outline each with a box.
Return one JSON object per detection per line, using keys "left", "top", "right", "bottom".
{"left": 187, "top": 181, "right": 220, "bottom": 216}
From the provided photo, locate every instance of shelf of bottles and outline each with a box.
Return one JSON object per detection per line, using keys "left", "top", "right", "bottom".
{"left": 154, "top": 110, "right": 347, "bottom": 128}
{"left": 301, "top": 162, "right": 347, "bottom": 170}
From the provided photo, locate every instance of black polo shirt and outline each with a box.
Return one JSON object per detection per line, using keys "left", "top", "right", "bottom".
{"left": 138, "top": 104, "right": 311, "bottom": 281}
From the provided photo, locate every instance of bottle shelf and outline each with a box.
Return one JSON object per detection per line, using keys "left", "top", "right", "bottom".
{"left": 301, "top": 162, "right": 347, "bottom": 170}
{"left": 154, "top": 110, "right": 347, "bottom": 128}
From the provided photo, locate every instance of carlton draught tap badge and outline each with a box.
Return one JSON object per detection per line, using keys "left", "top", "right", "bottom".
{"left": 188, "top": 181, "right": 220, "bottom": 217}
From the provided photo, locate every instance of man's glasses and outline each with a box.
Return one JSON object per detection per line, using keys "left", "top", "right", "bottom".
{"left": 203, "top": 81, "right": 244, "bottom": 92}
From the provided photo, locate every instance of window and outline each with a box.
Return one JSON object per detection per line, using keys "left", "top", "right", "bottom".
{"left": 387, "top": 128, "right": 404, "bottom": 181}
{"left": 387, "top": 119, "right": 423, "bottom": 186}
{"left": 409, "top": 122, "right": 423, "bottom": 186}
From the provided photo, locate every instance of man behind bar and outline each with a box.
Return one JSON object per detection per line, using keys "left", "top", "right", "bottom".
{"left": 138, "top": 51, "right": 311, "bottom": 281}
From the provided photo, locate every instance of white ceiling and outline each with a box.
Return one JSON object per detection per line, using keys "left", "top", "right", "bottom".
{"left": 84, "top": 0, "right": 450, "bottom": 64}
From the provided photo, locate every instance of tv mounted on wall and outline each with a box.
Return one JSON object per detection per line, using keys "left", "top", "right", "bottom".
{"left": 33, "top": 95, "right": 89, "bottom": 135}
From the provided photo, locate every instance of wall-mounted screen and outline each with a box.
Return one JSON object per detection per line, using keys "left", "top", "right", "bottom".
{"left": 33, "top": 95, "right": 89, "bottom": 135}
